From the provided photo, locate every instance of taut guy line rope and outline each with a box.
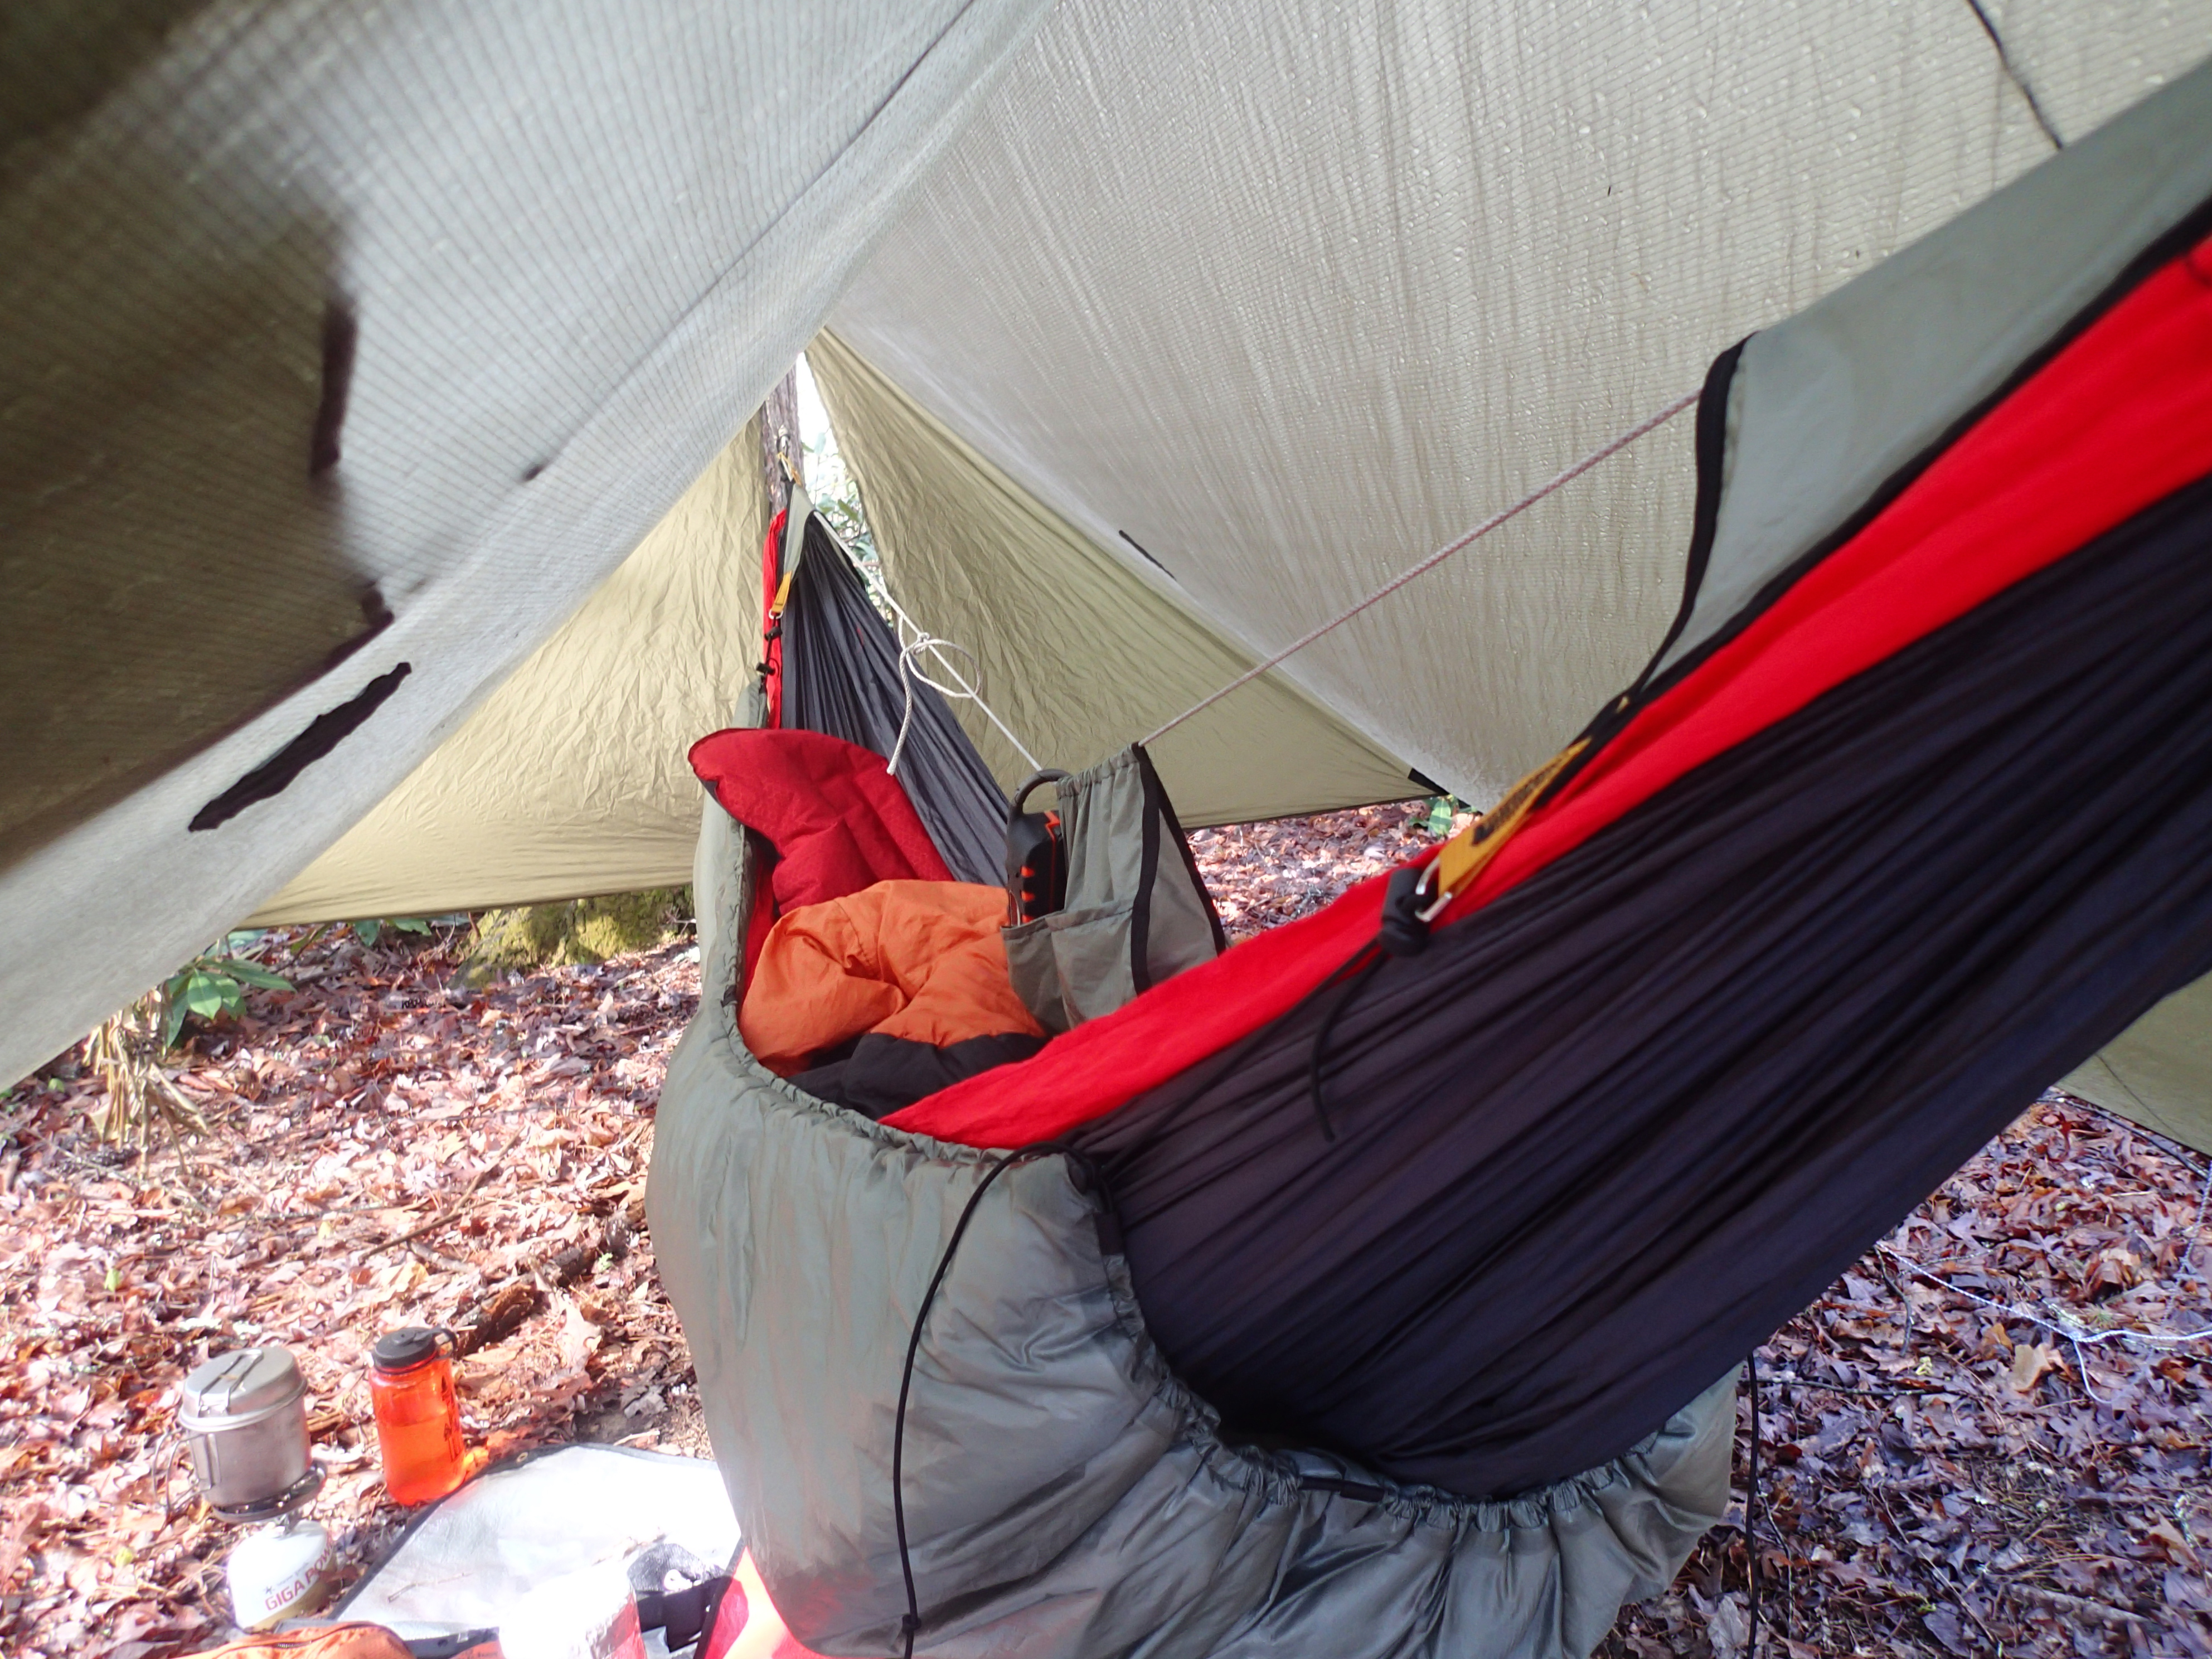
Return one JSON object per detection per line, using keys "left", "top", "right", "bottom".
{"left": 1141, "top": 389, "right": 1700, "bottom": 747}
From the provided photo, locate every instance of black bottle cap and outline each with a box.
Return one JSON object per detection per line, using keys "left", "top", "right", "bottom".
{"left": 372, "top": 1326, "right": 446, "bottom": 1372}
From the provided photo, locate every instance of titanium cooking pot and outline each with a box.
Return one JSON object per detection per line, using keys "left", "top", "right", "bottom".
{"left": 180, "top": 1346, "right": 312, "bottom": 1514}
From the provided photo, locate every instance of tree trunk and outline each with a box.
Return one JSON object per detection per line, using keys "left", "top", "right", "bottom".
{"left": 758, "top": 365, "right": 802, "bottom": 517}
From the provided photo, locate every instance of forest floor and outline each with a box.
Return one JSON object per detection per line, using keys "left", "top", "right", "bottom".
{"left": 1, "top": 803, "right": 2206, "bottom": 1658}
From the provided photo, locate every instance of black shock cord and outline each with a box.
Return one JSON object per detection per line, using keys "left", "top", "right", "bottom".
{"left": 1306, "top": 860, "right": 1439, "bottom": 1143}
{"left": 1306, "top": 947, "right": 1384, "bottom": 1142}
{"left": 891, "top": 1142, "right": 1088, "bottom": 1659}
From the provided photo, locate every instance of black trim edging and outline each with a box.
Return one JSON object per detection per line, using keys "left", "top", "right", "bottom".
{"left": 1532, "top": 182, "right": 2212, "bottom": 814}
{"left": 190, "top": 662, "right": 411, "bottom": 832}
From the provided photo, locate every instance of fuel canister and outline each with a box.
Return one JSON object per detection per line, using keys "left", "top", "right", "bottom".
{"left": 225, "top": 1519, "right": 335, "bottom": 1629}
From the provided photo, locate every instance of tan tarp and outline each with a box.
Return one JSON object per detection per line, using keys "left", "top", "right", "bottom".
{"left": 827, "top": 0, "right": 2212, "bottom": 807}
{"left": 7, "top": 0, "right": 2211, "bottom": 1152}
{"left": 248, "top": 323, "right": 1417, "bottom": 926}
{"left": 2061, "top": 982, "right": 2212, "bottom": 1157}
{"left": 818, "top": 1, "right": 2212, "bottom": 1173}
{"left": 246, "top": 428, "right": 772, "bottom": 925}
{"left": 807, "top": 331, "right": 1413, "bottom": 826}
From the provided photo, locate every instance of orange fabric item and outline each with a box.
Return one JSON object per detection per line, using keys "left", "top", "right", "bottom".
{"left": 185, "top": 1627, "right": 411, "bottom": 1659}
{"left": 722, "top": 1548, "right": 834, "bottom": 1659}
{"left": 740, "top": 881, "right": 1043, "bottom": 1076}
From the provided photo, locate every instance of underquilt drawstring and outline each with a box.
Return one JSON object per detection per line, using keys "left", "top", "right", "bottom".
{"left": 892, "top": 1141, "right": 1102, "bottom": 1659}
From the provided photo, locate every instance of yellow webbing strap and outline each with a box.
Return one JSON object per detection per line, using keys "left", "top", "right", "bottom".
{"left": 1424, "top": 738, "right": 1589, "bottom": 910}
{"left": 770, "top": 569, "right": 795, "bottom": 619}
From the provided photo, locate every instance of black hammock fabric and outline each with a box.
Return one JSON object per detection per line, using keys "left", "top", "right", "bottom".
{"left": 1070, "top": 474, "right": 2212, "bottom": 1499}
{"left": 780, "top": 513, "right": 1008, "bottom": 885}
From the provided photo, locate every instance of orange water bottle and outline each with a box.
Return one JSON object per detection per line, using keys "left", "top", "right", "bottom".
{"left": 368, "top": 1327, "right": 467, "bottom": 1505}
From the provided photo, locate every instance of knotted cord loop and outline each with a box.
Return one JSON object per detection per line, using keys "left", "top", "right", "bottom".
{"left": 832, "top": 539, "right": 1043, "bottom": 775}
{"left": 888, "top": 634, "right": 984, "bottom": 777}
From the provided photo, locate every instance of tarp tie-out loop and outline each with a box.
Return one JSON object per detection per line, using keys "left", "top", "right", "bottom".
{"left": 1141, "top": 391, "right": 1699, "bottom": 749}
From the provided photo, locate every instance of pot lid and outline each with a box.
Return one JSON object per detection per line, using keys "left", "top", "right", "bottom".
{"left": 181, "top": 1346, "right": 302, "bottom": 1420}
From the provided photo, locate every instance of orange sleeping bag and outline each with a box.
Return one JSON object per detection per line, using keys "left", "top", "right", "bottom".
{"left": 740, "top": 883, "right": 1045, "bottom": 1111}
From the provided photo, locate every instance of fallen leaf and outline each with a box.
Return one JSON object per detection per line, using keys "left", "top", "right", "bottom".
{"left": 2009, "top": 1340, "right": 2063, "bottom": 1393}
{"left": 556, "top": 1298, "right": 602, "bottom": 1372}
{"left": 2143, "top": 1518, "right": 2201, "bottom": 1570}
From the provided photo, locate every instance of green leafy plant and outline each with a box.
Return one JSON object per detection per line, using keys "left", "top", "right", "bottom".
{"left": 352, "top": 916, "right": 433, "bottom": 947}
{"left": 161, "top": 951, "right": 293, "bottom": 1047}
{"left": 1423, "top": 795, "right": 1466, "bottom": 837}
{"left": 806, "top": 433, "right": 878, "bottom": 567}
{"left": 81, "top": 940, "right": 293, "bottom": 1162}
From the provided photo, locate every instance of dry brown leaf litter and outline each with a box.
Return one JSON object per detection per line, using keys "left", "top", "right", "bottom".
{"left": 1187, "top": 802, "right": 1463, "bottom": 941}
{"left": 1, "top": 803, "right": 2205, "bottom": 1658}
{"left": 2, "top": 925, "right": 704, "bottom": 1657}
{"left": 1599, "top": 1091, "right": 2211, "bottom": 1659}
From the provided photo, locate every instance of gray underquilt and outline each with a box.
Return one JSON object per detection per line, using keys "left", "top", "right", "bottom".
{"left": 647, "top": 797, "right": 1733, "bottom": 1658}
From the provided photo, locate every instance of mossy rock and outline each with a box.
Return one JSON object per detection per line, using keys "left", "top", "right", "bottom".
{"left": 459, "top": 887, "right": 691, "bottom": 986}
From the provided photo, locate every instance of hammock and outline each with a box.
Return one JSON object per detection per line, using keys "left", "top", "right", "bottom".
{"left": 649, "top": 74, "right": 2212, "bottom": 1659}
{"left": 773, "top": 502, "right": 1009, "bottom": 885}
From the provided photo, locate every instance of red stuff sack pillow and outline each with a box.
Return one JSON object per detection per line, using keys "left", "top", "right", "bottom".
{"left": 688, "top": 729, "right": 955, "bottom": 980}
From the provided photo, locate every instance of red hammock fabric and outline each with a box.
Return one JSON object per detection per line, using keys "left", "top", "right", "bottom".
{"left": 885, "top": 230, "right": 2212, "bottom": 1151}
{"left": 759, "top": 507, "right": 789, "bottom": 730}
